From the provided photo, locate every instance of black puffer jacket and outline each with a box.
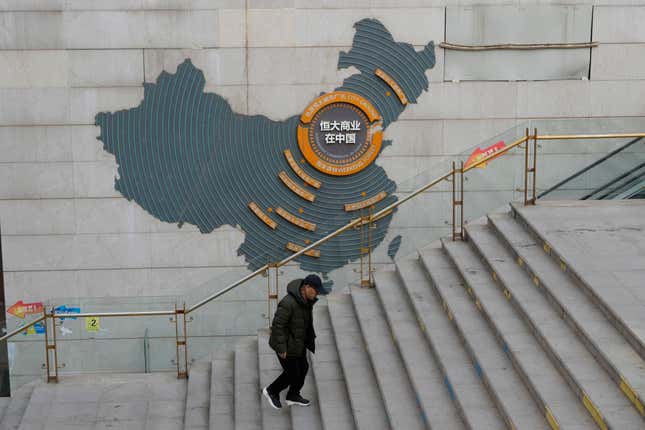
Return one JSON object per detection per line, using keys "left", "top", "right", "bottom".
{"left": 268, "top": 279, "right": 317, "bottom": 357}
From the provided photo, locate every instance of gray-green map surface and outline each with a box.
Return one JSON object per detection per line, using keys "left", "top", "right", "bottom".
{"left": 95, "top": 19, "right": 435, "bottom": 282}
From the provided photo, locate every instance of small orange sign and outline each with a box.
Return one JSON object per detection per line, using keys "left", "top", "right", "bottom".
{"left": 8, "top": 301, "right": 44, "bottom": 319}
{"left": 464, "top": 141, "right": 506, "bottom": 170}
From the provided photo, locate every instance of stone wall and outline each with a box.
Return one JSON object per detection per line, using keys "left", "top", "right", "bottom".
{"left": 1, "top": 0, "right": 645, "bottom": 378}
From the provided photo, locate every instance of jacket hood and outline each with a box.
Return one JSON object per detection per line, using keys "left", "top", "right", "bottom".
{"left": 287, "top": 279, "right": 318, "bottom": 306}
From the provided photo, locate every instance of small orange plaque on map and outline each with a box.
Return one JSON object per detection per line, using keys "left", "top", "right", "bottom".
{"left": 248, "top": 202, "right": 277, "bottom": 229}
{"left": 344, "top": 191, "right": 388, "bottom": 212}
{"left": 276, "top": 207, "right": 317, "bottom": 231}
{"left": 375, "top": 68, "right": 408, "bottom": 105}
{"left": 284, "top": 150, "right": 321, "bottom": 189}
{"left": 279, "top": 171, "right": 316, "bottom": 202}
{"left": 286, "top": 242, "right": 320, "bottom": 258}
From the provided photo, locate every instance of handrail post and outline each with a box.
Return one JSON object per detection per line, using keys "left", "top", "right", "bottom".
{"left": 359, "top": 207, "right": 374, "bottom": 287}
{"left": 267, "top": 264, "right": 279, "bottom": 327}
{"left": 524, "top": 127, "right": 538, "bottom": 205}
{"left": 532, "top": 128, "right": 538, "bottom": 204}
{"left": 452, "top": 162, "right": 464, "bottom": 241}
{"left": 44, "top": 308, "right": 58, "bottom": 383}
{"left": 524, "top": 128, "right": 529, "bottom": 204}
{"left": 174, "top": 303, "right": 188, "bottom": 379}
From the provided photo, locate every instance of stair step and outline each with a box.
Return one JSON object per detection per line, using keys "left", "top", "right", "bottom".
{"left": 2, "top": 381, "right": 39, "bottom": 430}
{"left": 235, "top": 338, "right": 261, "bottom": 430}
{"left": 489, "top": 211, "right": 645, "bottom": 417}
{"left": 464, "top": 224, "right": 643, "bottom": 429}
{"left": 440, "top": 238, "right": 596, "bottom": 429}
{"left": 312, "top": 305, "right": 357, "bottom": 430}
{"left": 185, "top": 361, "right": 211, "bottom": 430}
{"left": 327, "top": 293, "right": 390, "bottom": 430}
{"left": 210, "top": 352, "right": 234, "bottom": 430}
{"left": 401, "top": 249, "right": 505, "bottom": 430}
{"left": 290, "top": 363, "right": 323, "bottom": 430}
{"left": 256, "top": 329, "right": 324, "bottom": 430}
{"left": 420, "top": 249, "right": 549, "bottom": 430}
{"left": 257, "top": 329, "right": 292, "bottom": 430}
{"left": 0, "top": 398, "right": 9, "bottom": 424}
{"left": 511, "top": 202, "right": 645, "bottom": 360}
{"left": 373, "top": 266, "right": 465, "bottom": 430}
{"left": 350, "top": 283, "right": 426, "bottom": 430}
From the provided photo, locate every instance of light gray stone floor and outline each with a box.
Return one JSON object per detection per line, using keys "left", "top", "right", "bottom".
{"left": 17, "top": 372, "right": 186, "bottom": 430}
{"left": 514, "top": 200, "right": 645, "bottom": 347}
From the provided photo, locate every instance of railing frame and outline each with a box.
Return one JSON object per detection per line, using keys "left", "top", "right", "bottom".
{"left": 3, "top": 130, "right": 645, "bottom": 381}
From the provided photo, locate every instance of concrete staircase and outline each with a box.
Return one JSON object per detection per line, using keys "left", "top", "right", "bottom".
{"left": 3, "top": 201, "right": 645, "bottom": 429}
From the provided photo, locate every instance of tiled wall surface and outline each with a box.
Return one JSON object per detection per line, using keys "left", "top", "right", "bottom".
{"left": 2, "top": 1, "right": 645, "bottom": 373}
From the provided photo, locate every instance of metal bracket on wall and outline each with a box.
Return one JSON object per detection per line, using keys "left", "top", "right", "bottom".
{"left": 174, "top": 304, "right": 188, "bottom": 379}
{"left": 452, "top": 161, "right": 464, "bottom": 241}
{"left": 44, "top": 309, "right": 58, "bottom": 383}
{"left": 524, "top": 128, "right": 538, "bottom": 205}
{"left": 359, "top": 207, "right": 375, "bottom": 287}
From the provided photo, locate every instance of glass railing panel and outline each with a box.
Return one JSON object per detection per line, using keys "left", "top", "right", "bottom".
{"left": 182, "top": 251, "right": 281, "bottom": 363}
{"left": 37, "top": 295, "right": 180, "bottom": 376}
{"left": 7, "top": 324, "right": 46, "bottom": 392}
{"left": 462, "top": 141, "right": 524, "bottom": 223}
{"left": 537, "top": 138, "right": 645, "bottom": 200}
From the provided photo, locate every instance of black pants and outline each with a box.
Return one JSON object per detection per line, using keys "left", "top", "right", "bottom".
{"left": 267, "top": 353, "right": 309, "bottom": 397}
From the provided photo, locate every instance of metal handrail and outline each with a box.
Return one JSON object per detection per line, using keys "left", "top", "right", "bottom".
{"left": 3, "top": 131, "right": 645, "bottom": 345}
{"left": 539, "top": 136, "right": 645, "bottom": 198}
{"left": 0, "top": 315, "right": 45, "bottom": 343}
{"left": 187, "top": 134, "right": 533, "bottom": 314}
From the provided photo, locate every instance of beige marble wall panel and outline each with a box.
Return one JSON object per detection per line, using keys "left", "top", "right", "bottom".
{"left": 0, "top": 88, "right": 70, "bottom": 125}
{"left": 71, "top": 125, "right": 114, "bottom": 162}
{"left": 74, "top": 198, "right": 199, "bottom": 235}
{"left": 247, "top": 8, "right": 443, "bottom": 47}
{"left": 73, "top": 161, "right": 120, "bottom": 198}
{"left": 1, "top": 1, "right": 245, "bottom": 11}
{"left": 591, "top": 81, "right": 645, "bottom": 117}
{"left": 0, "top": 10, "right": 226, "bottom": 49}
{"left": 204, "top": 84, "right": 248, "bottom": 114}
{"left": 517, "top": 80, "right": 592, "bottom": 118}
{"left": 0, "top": 200, "right": 75, "bottom": 235}
{"left": 591, "top": 44, "right": 645, "bottom": 80}
{"left": 149, "top": 227, "right": 245, "bottom": 268}
{"left": 0, "top": 126, "right": 72, "bottom": 162}
{"left": 70, "top": 87, "right": 144, "bottom": 124}
{"left": 144, "top": 48, "right": 246, "bottom": 85}
{"left": 442, "top": 118, "right": 520, "bottom": 155}
{"left": 0, "top": 163, "right": 74, "bottom": 199}
{"left": 69, "top": 50, "right": 144, "bottom": 87}
{"left": 0, "top": 51, "right": 68, "bottom": 88}
{"left": 594, "top": 6, "right": 645, "bottom": 43}
{"left": 403, "top": 82, "right": 519, "bottom": 120}
{"left": 381, "top": 120, "right": 444, "bottom": 156}
{"left": 247, "top": 83, "right": 336, "bottom": 119}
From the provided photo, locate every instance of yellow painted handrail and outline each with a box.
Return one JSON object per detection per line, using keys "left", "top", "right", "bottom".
{"left": 3, "top": 131, "right": 644, "bottom": 345}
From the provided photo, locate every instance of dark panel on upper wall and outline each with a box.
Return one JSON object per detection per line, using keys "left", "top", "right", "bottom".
{"left": 445, "top": 5, "right": 592, "bottom": 81}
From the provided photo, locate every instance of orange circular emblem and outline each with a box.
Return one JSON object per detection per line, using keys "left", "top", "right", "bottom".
{"left": 297, "top": 91, "right": 383, "bottom": 176}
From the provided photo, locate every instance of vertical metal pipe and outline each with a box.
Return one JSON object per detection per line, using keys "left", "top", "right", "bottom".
{"left": 182, "top": 303, "right": 188, "bottom": 378}
{"left": 452, "top": 161, "right": 456, "bottom": 241}
{"left": 51, "top": 310, "right": 58, "bottom": 382}
{"left": 532, "top": 128, "right": 538, "bottom": 204}
{"left": 0, "top": 223, "right": 8, "bottom": 395}
{"left": 368, "top": 206, "right": 373, "bottom": 286}
{"left": 460, "top": 161, "right": 464, "bottom": 239}
{"left": 174, "top": 304, "right": 180, "bottom": 377}
{"left": 524, "top": 128, "right": 530, "bottom": 205}
{"left": 43, "top": 310, "right": 50, "bottom": 383}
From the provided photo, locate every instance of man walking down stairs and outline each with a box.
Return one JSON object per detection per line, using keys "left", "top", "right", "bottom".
{"left": 263, "top": 275, "right": 324, "bottom": 411}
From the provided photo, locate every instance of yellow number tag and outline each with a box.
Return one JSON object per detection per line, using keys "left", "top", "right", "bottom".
{"left": 85, "top": 317, "right": 100, "bottom": 332}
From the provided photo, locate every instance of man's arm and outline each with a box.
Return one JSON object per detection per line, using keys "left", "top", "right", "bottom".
{"left": 271, "top": 300, "right": 292, "bottom": 358}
